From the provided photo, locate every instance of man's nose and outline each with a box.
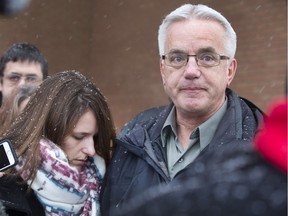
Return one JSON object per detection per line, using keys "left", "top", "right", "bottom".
{"left": 183, "top": 56, "right": 201, "bottom": 78}
{"left": 18, "top": 77, "right": 26, "bottom": 86}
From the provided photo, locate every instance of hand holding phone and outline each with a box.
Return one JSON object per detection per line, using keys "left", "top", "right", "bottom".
{"left": 0, "top": 139, "right": 18, "bottom": 172}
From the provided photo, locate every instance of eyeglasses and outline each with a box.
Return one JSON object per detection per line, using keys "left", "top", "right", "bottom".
{"left": 161, "top": 51, "right": 230, "bottom": 69}
{"left": 2, "top": 74, "right": 41, "bottom": 86}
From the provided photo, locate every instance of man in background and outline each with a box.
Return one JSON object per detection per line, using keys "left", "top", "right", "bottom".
{"left": 0, "top": 42, "right": 48, "bottom": 106}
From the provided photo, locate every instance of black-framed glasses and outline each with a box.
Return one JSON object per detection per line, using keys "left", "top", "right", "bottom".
{"left": 2, "top": 74, "right": 41, "bottom": 86}
{"left": 161, "top": 51, "right": 230, "bottom": 69}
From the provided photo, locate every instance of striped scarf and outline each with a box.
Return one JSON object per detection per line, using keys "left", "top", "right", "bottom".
{"left": 18, "top": 138, "right": 105, "bottom": 216}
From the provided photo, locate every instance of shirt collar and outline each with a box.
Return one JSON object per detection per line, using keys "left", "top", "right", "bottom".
{"left": 198, "top": 99, "right": 228, "bottom": 150}
{"left": 161, "top": 106, "right": 176, "bottom": 147}
{"left": 161, "top": 99, "right": 227, "bottom": 149}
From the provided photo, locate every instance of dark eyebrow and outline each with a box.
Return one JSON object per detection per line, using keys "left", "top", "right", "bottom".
{"left": 9, "top": 72, "right": 38, "bottom": 77}
{"left": 9, "top": 72, "right": 21, "bottom": 76}
{"left": 26, "top": 74, "right": 38, "bottom": 77}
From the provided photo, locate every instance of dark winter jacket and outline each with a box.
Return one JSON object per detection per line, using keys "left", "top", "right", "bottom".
{"left": 0, "top": 177, "right": 45, "bottom": 216}
{"left": 110, "top": 144, "right": 287, "bottom": 216}
{"left": 100, "top": 89, "right": 264, "bottom": 215}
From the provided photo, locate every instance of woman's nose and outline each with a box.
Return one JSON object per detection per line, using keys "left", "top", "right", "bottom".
{"left": 83, "top": 138, "right": 96, "bottom": 157}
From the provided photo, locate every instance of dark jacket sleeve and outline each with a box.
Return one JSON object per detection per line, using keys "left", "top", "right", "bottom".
{"left": 0, "top": 177, "right": 45, "bottom": 216}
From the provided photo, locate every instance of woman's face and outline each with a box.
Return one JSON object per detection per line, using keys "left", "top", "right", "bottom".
{"left": 61, "top": 109, "right": 98, "bottom": 171}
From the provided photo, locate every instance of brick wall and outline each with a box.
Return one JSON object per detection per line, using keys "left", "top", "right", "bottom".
{"left": 0, "top": 0, "right": 286, "bottom": 129}
{"left": 225, "top": 0, "right": 287, "bottom": 110}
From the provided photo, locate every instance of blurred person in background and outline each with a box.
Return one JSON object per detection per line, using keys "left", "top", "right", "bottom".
{"left": 0, "top": 42, "right": 48, "bottom": 107}
{"left": 0, "top": 0, "right": 31, "bottom": 16}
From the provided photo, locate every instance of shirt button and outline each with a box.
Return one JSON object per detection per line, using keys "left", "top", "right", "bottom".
{"left": 178, "top": 158, "right": 184, "bottom": 163}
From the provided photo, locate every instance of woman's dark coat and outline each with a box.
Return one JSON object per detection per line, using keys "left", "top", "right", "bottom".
{"left": 0, "top": 177, "right": 44, "bottom": 216}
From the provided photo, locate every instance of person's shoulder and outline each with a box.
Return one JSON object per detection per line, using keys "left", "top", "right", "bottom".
{"left": 124, "top": 104, "right": 171, "bottom": 127}
{"left": 226, "top": 88, "right": 264, "bottom": 113}
{"left": 226, "top": 88, "right": 265, "bottom": 126}
{"left": 137, "top": 104, "right": 170, "bottom": 118}
{"left": 118, "top": 104, "right": 172, "bottom": 138}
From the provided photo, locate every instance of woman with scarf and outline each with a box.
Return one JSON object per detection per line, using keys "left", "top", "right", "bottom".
{"left": 0, "top": 70, "right": 116, "bottom": 216}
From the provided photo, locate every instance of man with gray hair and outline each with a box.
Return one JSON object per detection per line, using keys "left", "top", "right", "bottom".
{"left": 100, "top": 4, "right": 264, "bottom": 215}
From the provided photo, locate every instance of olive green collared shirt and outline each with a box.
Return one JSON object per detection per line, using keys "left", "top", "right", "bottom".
{"left": 161, "top": 99, "right": 227, "bottom": 179}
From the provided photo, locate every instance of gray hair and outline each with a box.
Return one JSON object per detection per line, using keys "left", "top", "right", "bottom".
{"left": 158, "top": 4, "right": 237, "bottom": 58}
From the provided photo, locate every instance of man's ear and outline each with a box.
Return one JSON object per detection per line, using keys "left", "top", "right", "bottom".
{"left": 227, "top": 58, "right": 237, "bottom": 86}
{"left": 160, "top": 58, "right": 166, "bottom": 86}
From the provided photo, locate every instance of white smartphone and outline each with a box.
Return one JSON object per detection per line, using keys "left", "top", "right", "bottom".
{"left": 0, "top": 139, "right": 18, "bottom": 172}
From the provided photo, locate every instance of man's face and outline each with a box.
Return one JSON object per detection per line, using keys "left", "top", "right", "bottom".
{"left": 0, "top": 60, "right": 43, "bottom": 100}
{"left": 160, "top": 18, "right": 237, "bottom": 120}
